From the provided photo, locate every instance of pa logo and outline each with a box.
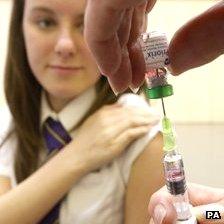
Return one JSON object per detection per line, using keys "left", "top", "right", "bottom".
{"left": 206, "top": 211, "right": 221, "bottom": 219}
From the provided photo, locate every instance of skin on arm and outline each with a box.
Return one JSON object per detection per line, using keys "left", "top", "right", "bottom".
{"left": 124, "top": 133, "right": 165, "bottom": 224}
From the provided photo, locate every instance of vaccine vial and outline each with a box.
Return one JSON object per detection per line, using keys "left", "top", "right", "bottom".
{"left": 139, "top": 31, "right": 173, "bottom": 99}
{"left": 139, "top": 31, "right": 170, "bottom": 69}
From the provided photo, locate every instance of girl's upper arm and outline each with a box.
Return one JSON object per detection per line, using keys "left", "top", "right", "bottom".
{"left": 124, "top": 133, "right": 165, "bottom": 224}
{"left": 0, "top": 176, "right": 11, "bottom": 196}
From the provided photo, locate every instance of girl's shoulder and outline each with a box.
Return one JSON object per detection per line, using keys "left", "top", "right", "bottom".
{"left": 116, "top": 93, "right": 161, "bottom": 184}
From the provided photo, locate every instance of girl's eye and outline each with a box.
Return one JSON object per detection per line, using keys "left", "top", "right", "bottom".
{"left": 36, "top": 19, "right": 56, "bottom": 29}
{"left": 75, "top": 21, "right": 84, "bottom": 32}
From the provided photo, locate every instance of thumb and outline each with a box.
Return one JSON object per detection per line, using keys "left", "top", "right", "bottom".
{"left": 168, "top": 1, "right": 224, "bottom": 75}
{"left": 192, "top": 202, "right": 224, "bottom": 224}
{"left": 148, "top": 189, "right": 177, "bottom": 224}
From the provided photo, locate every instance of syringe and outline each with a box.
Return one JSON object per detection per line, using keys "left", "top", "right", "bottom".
{"left": 138, "top": 32, "right": 197, "bottom": 223}
{"left": 162, "top": 108, "right": 197, "bottom": 224}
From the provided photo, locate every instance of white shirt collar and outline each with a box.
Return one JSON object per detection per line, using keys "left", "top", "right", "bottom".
{"left": 41, "top": 87, "right": 96, "bottom": 132}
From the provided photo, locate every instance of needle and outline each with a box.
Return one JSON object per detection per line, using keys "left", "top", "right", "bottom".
{"left": 161, "top": 97, "right": 166, "bottom": 116}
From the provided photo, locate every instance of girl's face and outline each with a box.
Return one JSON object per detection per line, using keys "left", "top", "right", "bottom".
{"left": 23, "top": 0, "right": 100, "bottom": 110}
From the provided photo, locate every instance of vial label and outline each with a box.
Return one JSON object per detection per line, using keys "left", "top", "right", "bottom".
{"left": 139, "top": 32, "right": 170, "bottom": 69}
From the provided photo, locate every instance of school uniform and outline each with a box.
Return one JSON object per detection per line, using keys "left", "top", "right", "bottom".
{"left": 0, "top": 87, "right": 160, "bottom": 224}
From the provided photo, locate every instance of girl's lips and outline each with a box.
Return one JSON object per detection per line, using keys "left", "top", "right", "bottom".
{"left": 49, "top": 65, "right": 83, "bottom": 70}
{"left": 48, "top": 65, "right": 84, "bottom": 75}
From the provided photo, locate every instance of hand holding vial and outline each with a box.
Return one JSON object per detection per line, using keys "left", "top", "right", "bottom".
{"left": 84, "top": 0, "right": 156, "bottom": 93}
{"left": 84, "top": 0, "right": 224, "bottom": 93}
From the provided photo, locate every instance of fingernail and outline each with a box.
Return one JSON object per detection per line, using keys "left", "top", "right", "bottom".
{"left": 107, "top": 77, "right": 120, "bottom": 96}
{"left": 166, "top": 65, "right": 174, "bottom": 75}
{"left": 146, "top": 0, "right": 156, "bottom": 13}
{"left": 129, "top": 86, "right": 140, "bottom": 94}
{"left": 111, "top": 89, "right": 119, "bottom": 96}
{"left": 153, "top": 204, "right": 166, "bottom": 224}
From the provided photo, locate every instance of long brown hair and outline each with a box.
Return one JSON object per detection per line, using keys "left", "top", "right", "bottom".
{"left": 3, "top": 0, "right": 117, "bottom": 183}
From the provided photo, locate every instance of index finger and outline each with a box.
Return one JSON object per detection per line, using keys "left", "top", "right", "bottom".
{"left": 169, "top": 1, "right": 224, "bottom": 75}
{"left": 84, "top": 0, "right": 124, "bottom": 75}
{"left": 84, "top": 0, "right": 150, "bottom": 79}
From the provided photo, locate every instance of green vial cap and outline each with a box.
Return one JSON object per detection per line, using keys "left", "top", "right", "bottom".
{"left": 145, "top": 85, "right": 173, "bottom": 99}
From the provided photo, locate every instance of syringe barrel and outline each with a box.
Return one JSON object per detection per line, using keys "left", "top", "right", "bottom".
{"left": 164, "top": 153, "right": 186, "bottom": 194}
{"left": 163, "top": 152, "right": 192, "bottom": 221}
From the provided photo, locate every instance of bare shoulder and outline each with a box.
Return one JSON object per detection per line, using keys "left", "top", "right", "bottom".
{"left": 137, "top": 132, "right": 164, "bottom": 162}
{"left": 127, "top": 133, "right": 164, "bottom": 187}
{"left": 124, "top": 133, "right": 165, "bottom": 224}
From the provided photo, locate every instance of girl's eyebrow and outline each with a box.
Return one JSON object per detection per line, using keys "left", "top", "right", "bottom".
{"left": 31, "top": 7, "right": 84, "bottom": 20}
{"left": 31, "top": 7, "right": 55, "bottom": 15}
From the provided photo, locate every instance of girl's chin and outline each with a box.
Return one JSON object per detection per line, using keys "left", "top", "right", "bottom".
{"left": 49, "top": 91, "right": 78, "bottom": 100}
{"left": 46, "top": 90, "right": 79, "bottom": 111}
{"left": 46, "top": 88, "right": 81, "bottom": 101}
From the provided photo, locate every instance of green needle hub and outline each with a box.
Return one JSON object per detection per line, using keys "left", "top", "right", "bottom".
{"left": 162, "top": 116, "right": 176, "bottom": 152}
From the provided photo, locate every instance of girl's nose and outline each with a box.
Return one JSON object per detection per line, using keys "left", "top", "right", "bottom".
{"left": 54, "top": 30, "right": 77, "bottom": 59}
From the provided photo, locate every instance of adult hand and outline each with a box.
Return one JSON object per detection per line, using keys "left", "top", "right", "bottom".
{"left": 84, "top": 0, "right": 156, "bottom": 93}
{"left": 71, "top": 103, "right": 159, "bottom": 174}
{"left": 169, "top": 1, "right": 224, "bottom": 75}
{"left": 148, "top": 183, "right": 224, "bottom": 224}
